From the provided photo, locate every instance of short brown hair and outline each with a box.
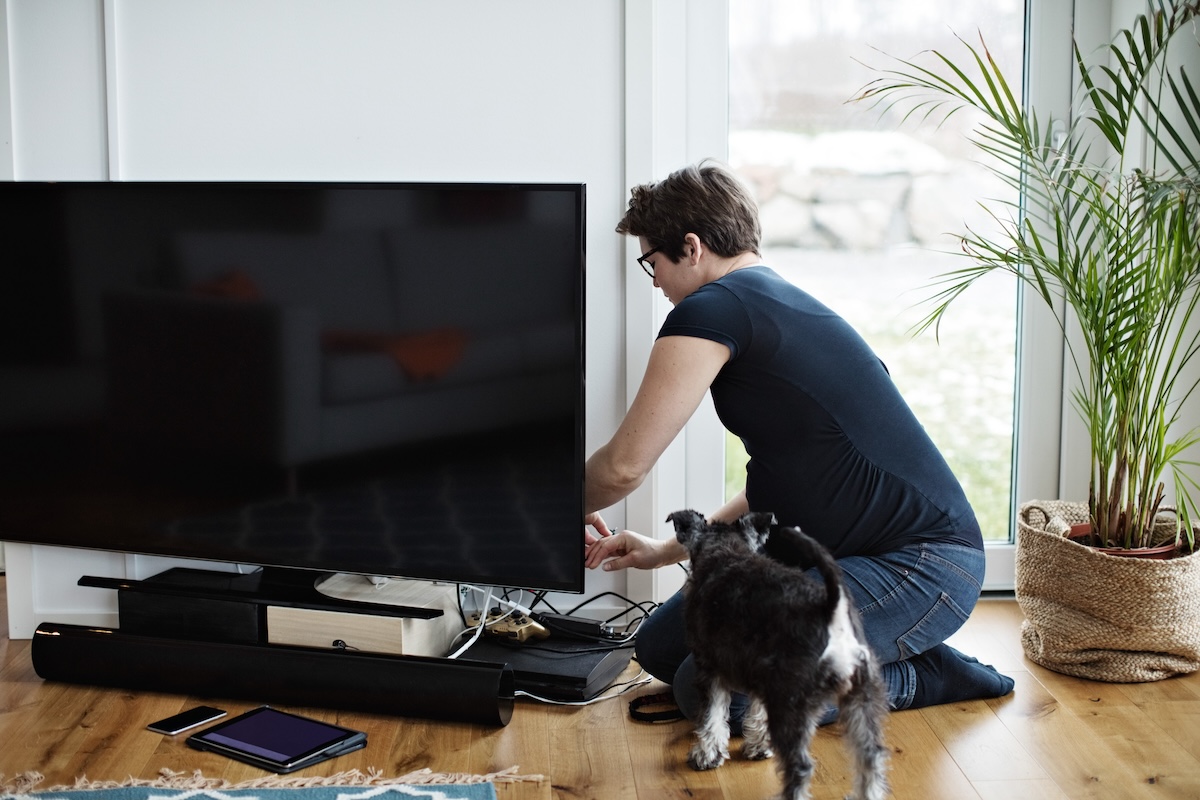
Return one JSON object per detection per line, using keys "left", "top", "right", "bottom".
{"left": 615, "top": 160, "right": 761, "bottom": 261}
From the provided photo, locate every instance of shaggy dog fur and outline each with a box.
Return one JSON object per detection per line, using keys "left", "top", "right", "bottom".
{"left": 670, "top": 509, "right": 890, "bottom": 800}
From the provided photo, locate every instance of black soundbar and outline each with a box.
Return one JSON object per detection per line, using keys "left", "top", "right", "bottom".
{"left": 32, "top": 622, "right": 514, "bottom": 726}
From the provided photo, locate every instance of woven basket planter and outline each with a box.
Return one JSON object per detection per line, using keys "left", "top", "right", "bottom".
{"left": 1016, "top": 500, "right": 1200, "bottom": 682}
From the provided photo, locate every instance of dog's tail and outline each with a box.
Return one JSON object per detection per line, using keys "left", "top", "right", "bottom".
{"left": 766, "top": 525, "right": 845, "bottom": 619}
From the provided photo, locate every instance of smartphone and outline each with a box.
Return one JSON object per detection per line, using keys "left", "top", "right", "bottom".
{"left": 147, "top": 705, "right": 227, "bottom": 735}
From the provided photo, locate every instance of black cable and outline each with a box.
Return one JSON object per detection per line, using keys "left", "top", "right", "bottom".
{"left": 456, "top": 584, "right": 657, "bottom": 649}
{"left": 482, "top": 637, "right": 634, "bottom": 656}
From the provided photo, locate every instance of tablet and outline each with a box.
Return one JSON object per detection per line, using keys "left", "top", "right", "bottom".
{"left": 186, "top": 706, "right": 367, "bottom": 773}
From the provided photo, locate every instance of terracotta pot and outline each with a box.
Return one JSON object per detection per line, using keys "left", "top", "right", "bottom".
{"left": 1067, "top": 523, "right": 1181, "bottom": 560}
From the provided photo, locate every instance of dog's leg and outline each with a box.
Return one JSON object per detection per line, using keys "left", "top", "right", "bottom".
{"left": 766, "top": 696, "right": 821, "bottom": 800}
{"left": 839, "top": 663, "right": 890, "bottom": 800}
{"left": 687, "top": 679, "right": 731, "bottom": 771}
{"left": 740, "top": 695, "right": 773, "bottom": 760}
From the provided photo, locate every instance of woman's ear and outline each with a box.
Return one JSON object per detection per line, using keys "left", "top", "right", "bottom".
{"left": 682, "top": 232, "right": 704, "bottom": 265}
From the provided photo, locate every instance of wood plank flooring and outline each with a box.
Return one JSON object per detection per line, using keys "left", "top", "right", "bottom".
{"left": 2, "top": 581, "right": 1199, "bottom": 799}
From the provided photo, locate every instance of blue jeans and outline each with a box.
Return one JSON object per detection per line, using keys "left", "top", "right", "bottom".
{"left": 635, "top": 540, "right": 986, "bottom": 722}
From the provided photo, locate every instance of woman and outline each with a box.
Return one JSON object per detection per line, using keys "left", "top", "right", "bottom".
{"left": 584, "top": 161, "right": 1013, "bottom": 727}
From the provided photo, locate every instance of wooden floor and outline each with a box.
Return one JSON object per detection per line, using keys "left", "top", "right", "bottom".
{"left": 2, "top": 580, "right": 1199, "bottom": 800}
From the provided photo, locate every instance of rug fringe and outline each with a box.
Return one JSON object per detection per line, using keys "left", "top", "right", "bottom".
{"left": 0, "top": 774, "right": 45, "bottom": 796}
{"left": 2, "top": 766, "right": 543, "bottom": 793}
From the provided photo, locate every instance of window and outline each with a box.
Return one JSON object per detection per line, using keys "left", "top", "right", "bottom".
{"left": 726, "top": 0, "right": 1025, "bottom": 546}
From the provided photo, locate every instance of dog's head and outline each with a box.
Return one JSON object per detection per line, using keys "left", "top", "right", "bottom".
{"left": 668, "top": 509, "right": 776, "bottom": 562}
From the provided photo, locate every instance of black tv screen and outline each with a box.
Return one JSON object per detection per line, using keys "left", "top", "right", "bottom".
{"left": 0, "top": 181, "right": 586, "bottom": 593}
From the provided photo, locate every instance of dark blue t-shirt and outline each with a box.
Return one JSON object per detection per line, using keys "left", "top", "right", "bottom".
{"left": 658, "top": 266, "right": 982, "bottom": 557}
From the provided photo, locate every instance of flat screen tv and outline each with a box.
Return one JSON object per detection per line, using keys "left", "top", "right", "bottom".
{"left": 0, "top": 181, "right": 586, "bottom": 594}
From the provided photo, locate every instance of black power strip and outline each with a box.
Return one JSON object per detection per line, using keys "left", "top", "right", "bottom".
{"left": 531, "top": 611, "right": 617, "bottom": 640}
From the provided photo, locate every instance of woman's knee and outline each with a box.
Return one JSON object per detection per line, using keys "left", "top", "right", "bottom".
{"left": 634, "top": 591, "right": 689, "bottom": 682}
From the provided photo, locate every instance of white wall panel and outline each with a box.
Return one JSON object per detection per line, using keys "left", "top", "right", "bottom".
{"left": 8, "top": 0, "right": 108, "bottom": 179}
{"left": 111, "top": 1, "right": 620, "bottom": 184}
{"left": 0, "top": 3, "right": 14, "bottom": 180}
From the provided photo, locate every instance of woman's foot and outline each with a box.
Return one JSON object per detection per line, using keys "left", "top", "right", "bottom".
{"left": 909, "top": 644, "right": 1015, "bottom": 709}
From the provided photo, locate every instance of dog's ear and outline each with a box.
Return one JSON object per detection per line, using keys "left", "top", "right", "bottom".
{"left": 667, "top": 509, "right": 706, "bottom": 549}
{"left": 749, "top": 512, "right": 776, "bottom": 535}
{"left": 736, "top": 511, "right": 775, "bottom": 551}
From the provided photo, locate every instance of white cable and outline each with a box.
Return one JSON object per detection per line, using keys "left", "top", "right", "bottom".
{"left": 458, "top": 583, "right": 533, "bottom": 616}
{"left": 445, "top": 585, "right": 493, "bottom": 659}
{"left": 444, "top": 585, "right": 539, "bottom": 658}
{"left": 514, "top": 670, "right": 653, "bottom": 706}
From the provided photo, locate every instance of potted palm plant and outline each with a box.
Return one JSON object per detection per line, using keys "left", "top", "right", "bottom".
{"left": 854, "top": 0, "right": 1200, "bottom": 682}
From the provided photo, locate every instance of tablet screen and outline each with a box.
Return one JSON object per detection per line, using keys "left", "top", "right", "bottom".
{"left": 190, "top": 707, "right": 359, "bottom": 765}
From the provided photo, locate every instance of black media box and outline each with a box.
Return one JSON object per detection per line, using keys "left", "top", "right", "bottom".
{"left": 116, "top": 569, "right": 263, "bottom": 644}
{"left": 119, "top": 591, "right": 261, "bottom": 644}
{"left": 461, "top": 637, "right": 633, "bottom": 702}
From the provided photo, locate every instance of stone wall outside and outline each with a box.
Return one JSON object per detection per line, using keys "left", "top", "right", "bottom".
{"left": 730, "top": 129, "right": 1011, "bottom": 254}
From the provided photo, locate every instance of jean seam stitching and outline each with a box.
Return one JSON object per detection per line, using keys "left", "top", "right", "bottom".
{"left": 917, "top": 545, "right": 983, "bottom": 587}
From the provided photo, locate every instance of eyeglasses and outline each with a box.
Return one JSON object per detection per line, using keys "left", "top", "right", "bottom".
{"left": 636, "top": 247, "right": 661, "bottom": 278}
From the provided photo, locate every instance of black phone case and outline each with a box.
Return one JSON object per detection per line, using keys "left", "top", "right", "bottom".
{"left": 187, "top": 733, "right": 366, "bottom": 773}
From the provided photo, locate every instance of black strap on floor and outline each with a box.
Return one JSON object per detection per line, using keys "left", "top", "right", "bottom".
{"left": 628, "top": 691, "right": 686, "bottom": 723}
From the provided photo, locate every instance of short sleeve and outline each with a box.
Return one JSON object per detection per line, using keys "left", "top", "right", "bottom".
{"left": 657, "top": 281, "right": 752, "bottom": 359}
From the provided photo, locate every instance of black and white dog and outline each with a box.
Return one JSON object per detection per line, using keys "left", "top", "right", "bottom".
{"left": 669, "top": 509, "right": 889, "bottom": 800}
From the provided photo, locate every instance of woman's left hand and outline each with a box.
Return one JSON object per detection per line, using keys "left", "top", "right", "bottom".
{"left": 586, "top": 529, "right": 680, "bottom": 572}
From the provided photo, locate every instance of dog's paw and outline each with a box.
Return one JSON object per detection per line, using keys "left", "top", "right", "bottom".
{"left": 740, "top": 703, "right": 773, "bottom": 760}
{"left": 742, "top": 739, "right": 774, "bottom": 760}
{"left": 687, "top": 744, "right": 728, "bottom": 771}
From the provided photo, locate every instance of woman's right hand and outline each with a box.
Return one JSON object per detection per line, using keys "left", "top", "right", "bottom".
{"left": 585, "top": 529, "right": 672, "bottom": 572}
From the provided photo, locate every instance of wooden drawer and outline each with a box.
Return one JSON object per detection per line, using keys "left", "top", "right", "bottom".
{"left": 266, "top": 587, "right": 461, "bottom": 658}
{"left": 267, "top": 606, "right": 406, "bottom": 655}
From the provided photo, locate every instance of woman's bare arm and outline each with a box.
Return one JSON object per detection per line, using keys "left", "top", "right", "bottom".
{"left": 584, "top": 334, "right": 730, "bottom": 514}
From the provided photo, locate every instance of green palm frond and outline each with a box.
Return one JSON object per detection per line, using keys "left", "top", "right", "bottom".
{"left": 853, "top": 0, "right": 1200, "bottom": 550}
